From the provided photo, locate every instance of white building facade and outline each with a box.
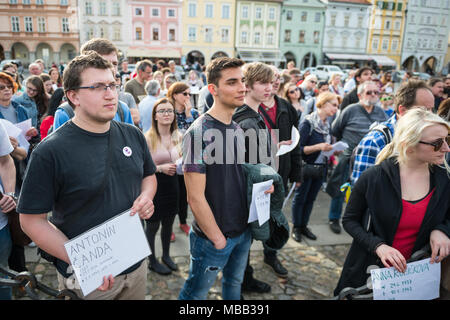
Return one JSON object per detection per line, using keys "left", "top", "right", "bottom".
{"left": 77, "top": 0, "right": 132, "bottom": 58}
{"left": 401, "top": 0, "right": 450, "bottom": 73}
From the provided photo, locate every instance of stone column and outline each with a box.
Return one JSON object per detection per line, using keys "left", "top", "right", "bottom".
{"left": 4, "top": 51, "right": 11, "bottom": 59}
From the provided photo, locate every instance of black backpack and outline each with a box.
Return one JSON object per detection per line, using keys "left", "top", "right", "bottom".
{"left": 47, "top": 102, "right": 125, "bottom": 135}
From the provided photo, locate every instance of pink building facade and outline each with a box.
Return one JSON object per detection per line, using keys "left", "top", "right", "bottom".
{"left": 127, "top": 0, "right": 182, "bottom": 62}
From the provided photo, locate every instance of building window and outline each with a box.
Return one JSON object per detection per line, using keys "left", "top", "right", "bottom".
{"left": 437, "top": 40, "right": 442, "bottom": 49}
{"left": 23, "top": 0, "right": 30, "bottom": 4}
{"left": 287, "top": 10, "right": 293, "bottom": 20}
{"left": 315, "top": 12, "right": 321, "bottom": 23}
{"left": 188, "top": 26, "right": 196, "bottom": 41}
{"left": 205, "top": 4, "right": 213, "bottom": 18}
{"left": 87, "top": 27, "right": 94, "bottom": 40}
{"left": 222, "top": 4, "right": 230, "bottom": 19}
{"left": 284, "top": 29, "right": 291, "bottom": 42}
{"left": 62, "top": 17, "right": 69, "bottom": 33}
{"left": 112, "top": 2, "right": 120, "bottom": 16}
{"left": 152, "top": 8, "right": 160, "bottom": 17}
{"left": 299, "top": 30, "right": 305, "bottom": 43}
{"left": 135, "top": 27, "right": 142, "bottom": 40}
{"left": 397, "top": 3, "right": 403, "bottom": 10}
{"left": 301, "top": 12, "right": 307, "bottom": 22}
{"left": 391, "top": 39, "right": 398, "bottom": 51}
{"left": 221, "top": 28, "right": 229, "bottom": 42}
{"left": 113, "top": 26, "right": 121, "bottom": 41}
{"left": 11, "top": 16, "right": 20, "bottom": 32}
{"left": 241, "top": 31, "right": 247, "bottom": 44}
{"left": 242, "top": 6, "right": 248, "bottom": 19}
{"left": 382, "top": 39, "right": 389, "bottom": 50}
{"left": 314, "top": 31, "right": 320, "bottom": 44}
{"left": 25, "top": 16, "right": 33, "bottom": 32}
{"left": 205, "top": 27, "right": 213, "bottom": 42}
{"left": 355, "top": 37, "right": 361, "bottom": 48}
{"left": 358, "top": 16, "right": 363, "bottom": 28}
{"left": 168, "top": 9, "right": 176, "bottom": 17}
{"left": 85, "top": 1, "right": 92, "bottom": 15}
{"left": 188, "top": 3, "right": 196, "bottom": 17}
{"left": 385, "top": 20, "right": 391, "bottom": 29}
{"left": 99, "top": 26, "right": 106, "bottom": 38}
{"left": 169, "top": 28, "right": 176, "bottom": 41}
{"left": 394, "top": 20, "right": 401, "bottom": 30}
{"left": 99, "top": 1, "right": 107, "bottom": 16}
{"left": 255, "top": 7, "right": 262, "bottom": 19}
{"left": 344, "top": 14, "right": 350, "bottom": 27}
{"left": 36, "top": 0, "right": 43, "bottom": 5}
{"left": 9, "top": 0, "right": 18, "bottom": 4}
{"left": 328, "top": 36, "right": 334, "bottom": 47}
{"left": 387, "top": 2, "right": 395, "bottom": 10}
{"left": 38, "top": 17, "right": 46, "bottom": 32}
{"left": 330, "top": 13, "right": 336, "bottom": 26}
{"left": 372, "top": 39, "right": 379, "bottom": 50}
{"left": 377, "top": 1, "right": 383, "bottom": 9}
{"left": 267, "top": 32, "right": 274, "bottom": 45}
{"left": 153, "top": 27, "right": 159, "bottom": 40}
{"left": 60, "top": 0, "right": 68, "bottom": 5}
{"left": 254, "top": 32, "right": 261, "bottom": 44}
{"left": 135, "top": 8, "right": 143, "bottom": 16}
{"left": 342, "top": 35, "right": 348, "bottom": 48}
{"left": 268, "top": 7, "right": 275, "bottom": 20}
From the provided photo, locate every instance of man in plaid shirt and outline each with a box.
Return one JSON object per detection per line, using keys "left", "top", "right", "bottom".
{"left": 351, "top": 80, "right": 435, "bottom": 185}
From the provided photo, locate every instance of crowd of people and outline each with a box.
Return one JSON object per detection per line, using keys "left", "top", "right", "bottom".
{"left": 0, "top": 37, "right": 449, "bottom": 301}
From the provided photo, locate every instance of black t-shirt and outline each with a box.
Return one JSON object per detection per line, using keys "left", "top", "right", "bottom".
{"left": 182, "top": 114, "right": 248, "bottom": 239}
{"left": 17, "top": 120, "right": 156, "bottom": 277}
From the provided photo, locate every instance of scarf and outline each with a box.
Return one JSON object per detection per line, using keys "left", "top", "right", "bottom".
{"left": 304, "top": 110, "right": 331, "bottom": 143}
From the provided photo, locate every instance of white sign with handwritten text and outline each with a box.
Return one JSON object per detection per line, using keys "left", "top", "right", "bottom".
{"left": 371, "top": 258, "right": 440, "bottom": 300}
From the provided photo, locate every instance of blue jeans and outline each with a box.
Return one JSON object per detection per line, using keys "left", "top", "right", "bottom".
{"left": 292, "top": 176, "right": 324, "bottom": 228}
{"left": 179, "top": 228, "right": 252, "bottom": 300}
{"left": 0, "top": 225, "right": 12, "bottom": 300}
{"left": 328, "top": 193, "right": 345, "bottom": 221}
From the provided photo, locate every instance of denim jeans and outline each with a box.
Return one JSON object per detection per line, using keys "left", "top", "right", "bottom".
{"left": 0, "top": 225, "right": 12, "bottom": 300}
{"left": 328, "top": 193, "right": 345, "bottom": 221}
{"left": 291, "top": 176, "right": 324, "bottom": 228}
{"left": 179, "top": 228, "right": 252, "bottom": 300}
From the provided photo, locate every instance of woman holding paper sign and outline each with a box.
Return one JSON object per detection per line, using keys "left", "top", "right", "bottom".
{"left": 144, "top": 98, "right": 182, "bottom": 275}
{"left": 291, "top": 92, "right": 339, "bottom": 242}
{"left": 334, "top": 108, "right": 450, "bottom": 296}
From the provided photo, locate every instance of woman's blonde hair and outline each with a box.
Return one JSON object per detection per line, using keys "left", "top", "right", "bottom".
{"left": 376, "top": 108, "right": 450, "bottom": 172}
{"left": 144, "top": 98, "right": 182, "bottom": 154}
{"left": 328, "top": 73, "right": 341, "bottom": 84}
{"left": 316, "top": 92, "right": 338, "bottom": 109}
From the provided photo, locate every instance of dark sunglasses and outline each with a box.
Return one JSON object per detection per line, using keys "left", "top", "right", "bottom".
{"left": 309, "top": 80, "right": 317, "bottom": 84}
{"left": 366, "top": 90, "right": 380, "bottom": 96}
{"left": 289, "top": 88, "right": 300, "bottom": 94}
{"left": 0, "top": 84, "right": 13, "bottom": 91}
{"left": 419, "top": 135, "right": 450, "bottom": 151}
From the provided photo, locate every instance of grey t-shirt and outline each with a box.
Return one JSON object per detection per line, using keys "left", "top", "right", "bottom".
{"left": 331, "top": 103, "right": 388, "bottom": 151}
{"left": 0, "top": 104, "right": 18, "bottom": 124}
{"left": 0, "top": 121, "right": 14, "bottom": 229}
{"left": 124, "top": 78, "right": 147, "bottom": 105}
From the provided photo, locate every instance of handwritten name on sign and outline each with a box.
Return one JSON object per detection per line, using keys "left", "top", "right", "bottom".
{"left": 371, "top": 258, "right": 441, "bottom": 300}
{"left": 64, "top": 210, "right": 151, "bottom": 296}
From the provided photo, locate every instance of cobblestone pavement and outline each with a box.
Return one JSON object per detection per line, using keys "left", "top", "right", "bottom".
{"left": 16, "top": 243, "right": 350, "bottom": 300}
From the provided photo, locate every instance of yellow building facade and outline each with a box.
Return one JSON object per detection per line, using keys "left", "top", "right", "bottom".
{"left": 181, "top": 0, "right": 236, "bottom": 66}
{"left": 366, "top": 0, "right": 407, "bottom": 68}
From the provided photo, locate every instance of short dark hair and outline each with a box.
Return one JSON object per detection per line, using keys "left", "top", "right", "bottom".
{"left": 394, "top": 79, "right": 431, "bottom": 113}
{"left": 80, "top": 38, "right": 118, "bottom": 56}
{"left": 428, "top": 77, "right": 444, "bottom": 88}
{"left": 206, "top": 57, "right": 245, "bottom": 86}
{"left": 136, "top": 59, "right": 153, "bottom": 72}
{"left": 317, "top": 80, "right": 328, "bottom": 89}
{"left": 355, "top": 67, "right": 374, "bottom": 83}
{"left": 63, "top": 51, "right": 114, "bottom": 108}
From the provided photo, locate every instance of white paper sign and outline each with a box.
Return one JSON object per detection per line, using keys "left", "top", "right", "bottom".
{"left": 248, "top": 179, "right": 272, "bottom": 226}
{"left": 64, "top": 209, "right": 151, "bottom": 296}
{"left": 276, "top": 126, "right": 300, "bottom": 157}
{"left": 321, "top": 141, "right": 349, "bottom": 158}
{"left": 0, "top": 119, "right": 22, "bottom": 138}
{"left": 371, "top": 258, "right": 441, "bottom": 300}
{"left": 14, "top": 118, "right": 32, "bottom": 134}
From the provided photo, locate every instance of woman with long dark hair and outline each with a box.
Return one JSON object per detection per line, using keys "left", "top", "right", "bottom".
{"left": 144, "top": 98, "right": 182, "bottom": 275}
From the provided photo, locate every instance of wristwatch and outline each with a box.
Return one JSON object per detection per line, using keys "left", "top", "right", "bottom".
{"left": 5, "top": 192, "right": 18, "bottom": 201}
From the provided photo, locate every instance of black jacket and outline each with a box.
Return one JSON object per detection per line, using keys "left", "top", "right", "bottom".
{"left": 266, "top": 96, "right": 302, "bottom": 193}
{"left": 334, "top": 158, "right": 450, "bottom": 296}
{"left": 340, "top": 87, "right": 359, "bottom": 111}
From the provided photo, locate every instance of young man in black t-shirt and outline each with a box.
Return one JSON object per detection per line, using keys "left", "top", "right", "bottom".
{"left": 17, "top": 52, "right": 157, "bottom": 300}
{"left": 179, "top": 57, "right": 273, "bottom": 300}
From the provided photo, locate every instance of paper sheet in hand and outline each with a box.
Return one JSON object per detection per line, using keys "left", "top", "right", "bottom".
{"left": 64, "top": 209, "right": 151, "bottom": 296}
{"left": 371, "top": 258, "right": 440, "bottom": 300}
{"left": 248, "top": 180, "right": 272, "bottom": 226}
{"left": 321, "top": 141, "right": 349, "bottom": 158}
{"left": 276, "top": 126, "right": 300, "bottom": 157}
{"left": 176, "top": 158, "right": 183, "bottom": 175}
{"left": 0, "top": 119, "right": 22, "bottom": 138}
{"left": 14, "top": 118, "right": 32, "bottom": 134}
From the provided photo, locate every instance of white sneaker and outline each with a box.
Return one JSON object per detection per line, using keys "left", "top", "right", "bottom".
{"left": 28, "top": 241, "right": 37, "bottom": 248}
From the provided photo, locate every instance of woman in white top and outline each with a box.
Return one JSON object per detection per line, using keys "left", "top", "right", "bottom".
{"left": 328, "top": 73, "right": 344, "bottom": 97}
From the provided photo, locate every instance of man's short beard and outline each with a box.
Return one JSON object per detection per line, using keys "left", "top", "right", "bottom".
{"left": 361, "top": 98, "right": 378, "bottom": 107}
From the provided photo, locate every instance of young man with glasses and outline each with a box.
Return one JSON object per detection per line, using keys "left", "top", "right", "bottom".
{"left": 52, "top": 38, "right": 134, "bottom": 131}
{"left": 17, "top": 52, "right": 158, "bottom": 300}
{"left": 326, "top": 81, "right": 388, "bottom": 234}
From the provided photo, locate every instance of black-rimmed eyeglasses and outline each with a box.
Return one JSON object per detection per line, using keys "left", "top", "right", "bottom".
{"left": 72, "top": 83, "right": 120, "bottom": 93}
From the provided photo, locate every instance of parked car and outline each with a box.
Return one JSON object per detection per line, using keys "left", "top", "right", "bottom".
{"left": 413, "top": 72, "right": 431, "bottom": 81}
{"left": 301, "top": 67, "right": 318, "bottom": 77}
{"left": 314, "top": 65, "right": 345, "bottom": 81}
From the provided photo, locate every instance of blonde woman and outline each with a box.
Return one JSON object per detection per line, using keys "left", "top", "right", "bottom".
{"left": 291, "top": 92, "right": 340, "bottom": 242}
{"left": 328, "top": 73, "right": 344, "bottom": 97}
{"left": 144, "top": 98, "right": 182, "bottom": 275}
{"left": 334, "top": 108, "right": 450, "bottom": 296}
